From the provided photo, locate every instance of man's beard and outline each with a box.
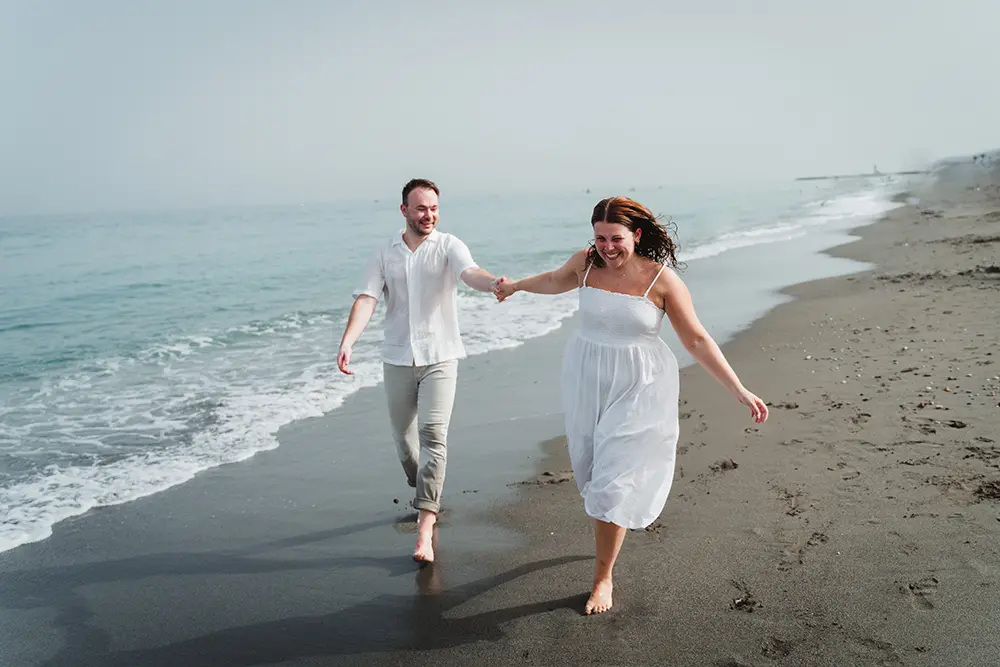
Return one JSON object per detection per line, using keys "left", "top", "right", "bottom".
{"left": 407, "top": 217, "right": 435, "bottom": 236}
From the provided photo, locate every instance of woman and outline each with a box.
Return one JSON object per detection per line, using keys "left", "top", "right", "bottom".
{"left": 494, "top": 196, "right": 768, "bottom": 615}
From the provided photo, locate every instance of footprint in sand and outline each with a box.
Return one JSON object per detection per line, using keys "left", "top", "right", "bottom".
{"left": 761, "top": 636, "right": 793, "bottom": 660}
{"left": 974, "top": 480, "right": 1000, "bottom": 501}
{"left": 851, "top": 636, "right": 904, "bottom": 666}
{"left": 779, "top": 532, "right": 829, "bottom": 571}
{"left": 729, "top": 579, "right": 762, "bottom": 613}
{"left": 776, "top": 487, "right": 804, "bottom": 517}
{"left": 902, "top": 576, "right": 939, "bottom": 610}
{"left": 710, "top": 458, "right": 739, "bottom": 473}
{"left": 849, "top": 411, "right": 872, "bottom": 426}
{"left": 513, "top": 470, "right": 574, "bottom": 486}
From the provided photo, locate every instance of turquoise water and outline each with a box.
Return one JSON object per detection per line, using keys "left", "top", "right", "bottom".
{"left": 0, "top": 178, "right": 907, "bottom": 551}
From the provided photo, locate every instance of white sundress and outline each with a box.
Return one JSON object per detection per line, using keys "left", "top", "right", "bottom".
{"left": 561, "top": 262, "right": 680, "bottom": 529}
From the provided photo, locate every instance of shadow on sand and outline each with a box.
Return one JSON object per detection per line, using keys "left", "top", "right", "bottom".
{"left": 1, "top": 519, "right": 589, "bottom": 666}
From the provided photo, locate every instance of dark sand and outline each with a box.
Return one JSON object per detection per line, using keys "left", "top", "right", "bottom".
{"left": 2, "top": 161, "right": 999, "bottom": 666}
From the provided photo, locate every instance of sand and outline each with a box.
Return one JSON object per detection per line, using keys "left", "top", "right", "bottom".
{"left": 2, "top": 160, "right": 998, "bottom": 666}
{"left": 379, "top": 161, "right": 1000, "bottom": 667}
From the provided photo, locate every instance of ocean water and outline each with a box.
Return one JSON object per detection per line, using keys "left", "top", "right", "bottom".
{"left": 0, "top": 178, "right": 910, "bottom": 553}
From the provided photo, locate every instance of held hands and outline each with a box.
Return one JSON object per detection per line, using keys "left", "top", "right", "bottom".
{"left": 492, "top": 277, "right": 517, "bottom": 302}
{"left": 737, "top": 387, "right": 769, "bottom": 424}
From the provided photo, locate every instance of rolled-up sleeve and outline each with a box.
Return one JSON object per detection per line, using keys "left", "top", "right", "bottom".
{"left": 446, "top": 237, "right": 479, "bottom": 282}
{"left": 352, "top": 248, "right": 384, "bottom": 300}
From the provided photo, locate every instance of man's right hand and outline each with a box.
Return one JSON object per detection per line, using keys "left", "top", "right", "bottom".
{"left": 493, "top": 277, "right": 517, "bottom": 302}
{"left": 337, "top": 346, "right": 353, "bottom": 375}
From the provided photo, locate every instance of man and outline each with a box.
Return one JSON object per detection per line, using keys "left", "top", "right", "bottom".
{"left": 338, "top": 178, "right": 502, "bottom": 564}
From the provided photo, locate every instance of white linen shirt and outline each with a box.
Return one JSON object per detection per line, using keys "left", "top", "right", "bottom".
{"left": 353, "top": 230, "right": 479, "bottom": 367}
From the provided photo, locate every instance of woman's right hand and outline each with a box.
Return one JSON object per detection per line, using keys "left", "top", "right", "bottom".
{"left": 493, "top": 278, "right": 518, "bottom": 302}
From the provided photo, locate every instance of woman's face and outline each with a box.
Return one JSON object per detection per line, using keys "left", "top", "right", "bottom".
{"left": 593, "top": 221, "right": 641, "bottom": 269}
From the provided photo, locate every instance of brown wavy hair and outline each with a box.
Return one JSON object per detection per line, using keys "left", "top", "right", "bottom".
{"left": 587, "top": 196, "right": 681, "bottom": 269}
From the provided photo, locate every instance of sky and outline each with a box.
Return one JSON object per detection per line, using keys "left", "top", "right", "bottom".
{"left": 2, "top": 0, "right": 999, "bottom": 214}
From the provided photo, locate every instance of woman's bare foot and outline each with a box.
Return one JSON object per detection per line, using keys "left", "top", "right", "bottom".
{"left": 412, "top": 510, "right": 436, "bottom": 564}
{"left": 585, "top": 578, "right": 613, "bottom": 615}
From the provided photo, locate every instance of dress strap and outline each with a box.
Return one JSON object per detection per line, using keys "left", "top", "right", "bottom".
{"left": 582, "top": 261, "right": 593, "bottom": 287}
{"left": 643, "top": 264, "right": 667, "bottom": 298}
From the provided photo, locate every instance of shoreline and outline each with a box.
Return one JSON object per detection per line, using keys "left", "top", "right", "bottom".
{"left": 2, "top": 162, "right": 998, "bottom": 666}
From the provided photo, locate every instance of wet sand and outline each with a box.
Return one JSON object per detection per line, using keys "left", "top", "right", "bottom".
{"left": 0, "top": 309, "right": 577, "bottom": 667}
{"left": 2, "top": 160, "right": 998, "bottom": 666}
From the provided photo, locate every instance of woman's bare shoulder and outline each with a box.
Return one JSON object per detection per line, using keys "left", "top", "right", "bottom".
{"left": 650, "top": 264, "right": 687, "bottom": 305}
{"left": 567, "top": 248, "right": 591, "bottom": 271}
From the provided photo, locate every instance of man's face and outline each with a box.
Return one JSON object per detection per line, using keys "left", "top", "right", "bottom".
{"left": 401, "top": 188, "right": 439, "bottom": 236}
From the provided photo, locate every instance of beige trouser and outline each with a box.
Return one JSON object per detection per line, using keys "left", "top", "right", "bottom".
{"left": 383, "top": 360, "right": 458, "bottom": 514}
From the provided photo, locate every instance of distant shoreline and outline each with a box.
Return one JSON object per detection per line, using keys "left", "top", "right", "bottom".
{"left": 795, "top": 170, "right": 930, "bottom": 181}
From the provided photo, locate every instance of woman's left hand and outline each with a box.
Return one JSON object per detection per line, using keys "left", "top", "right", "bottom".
{"left": 493, "top": 277, "right": 517, "bottom": 302}
{"left": 738, "top": 388, "right": 769, "bottom": 424}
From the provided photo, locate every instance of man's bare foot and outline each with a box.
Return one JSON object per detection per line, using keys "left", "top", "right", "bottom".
{"left": 412, "top": 510, "right": 436, "bottom": 564}
{"left": 413, "top": 535, "right": 434, "bottom": 564}
{"left": 585, "top": 578, "right": 613, "bottom": 615}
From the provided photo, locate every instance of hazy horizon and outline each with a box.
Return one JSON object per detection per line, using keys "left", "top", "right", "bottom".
{"left": 3, "top": 0, "right": 998, "bottom": 216}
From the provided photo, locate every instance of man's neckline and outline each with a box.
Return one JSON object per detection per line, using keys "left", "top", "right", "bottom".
{"left": 397, "top": 228, "right": 439, "bottom": 252}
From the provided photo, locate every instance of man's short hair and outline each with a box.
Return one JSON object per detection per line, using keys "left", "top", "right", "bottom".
{"left": 402, "top": 178, "right": 440, "bottom": 205}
